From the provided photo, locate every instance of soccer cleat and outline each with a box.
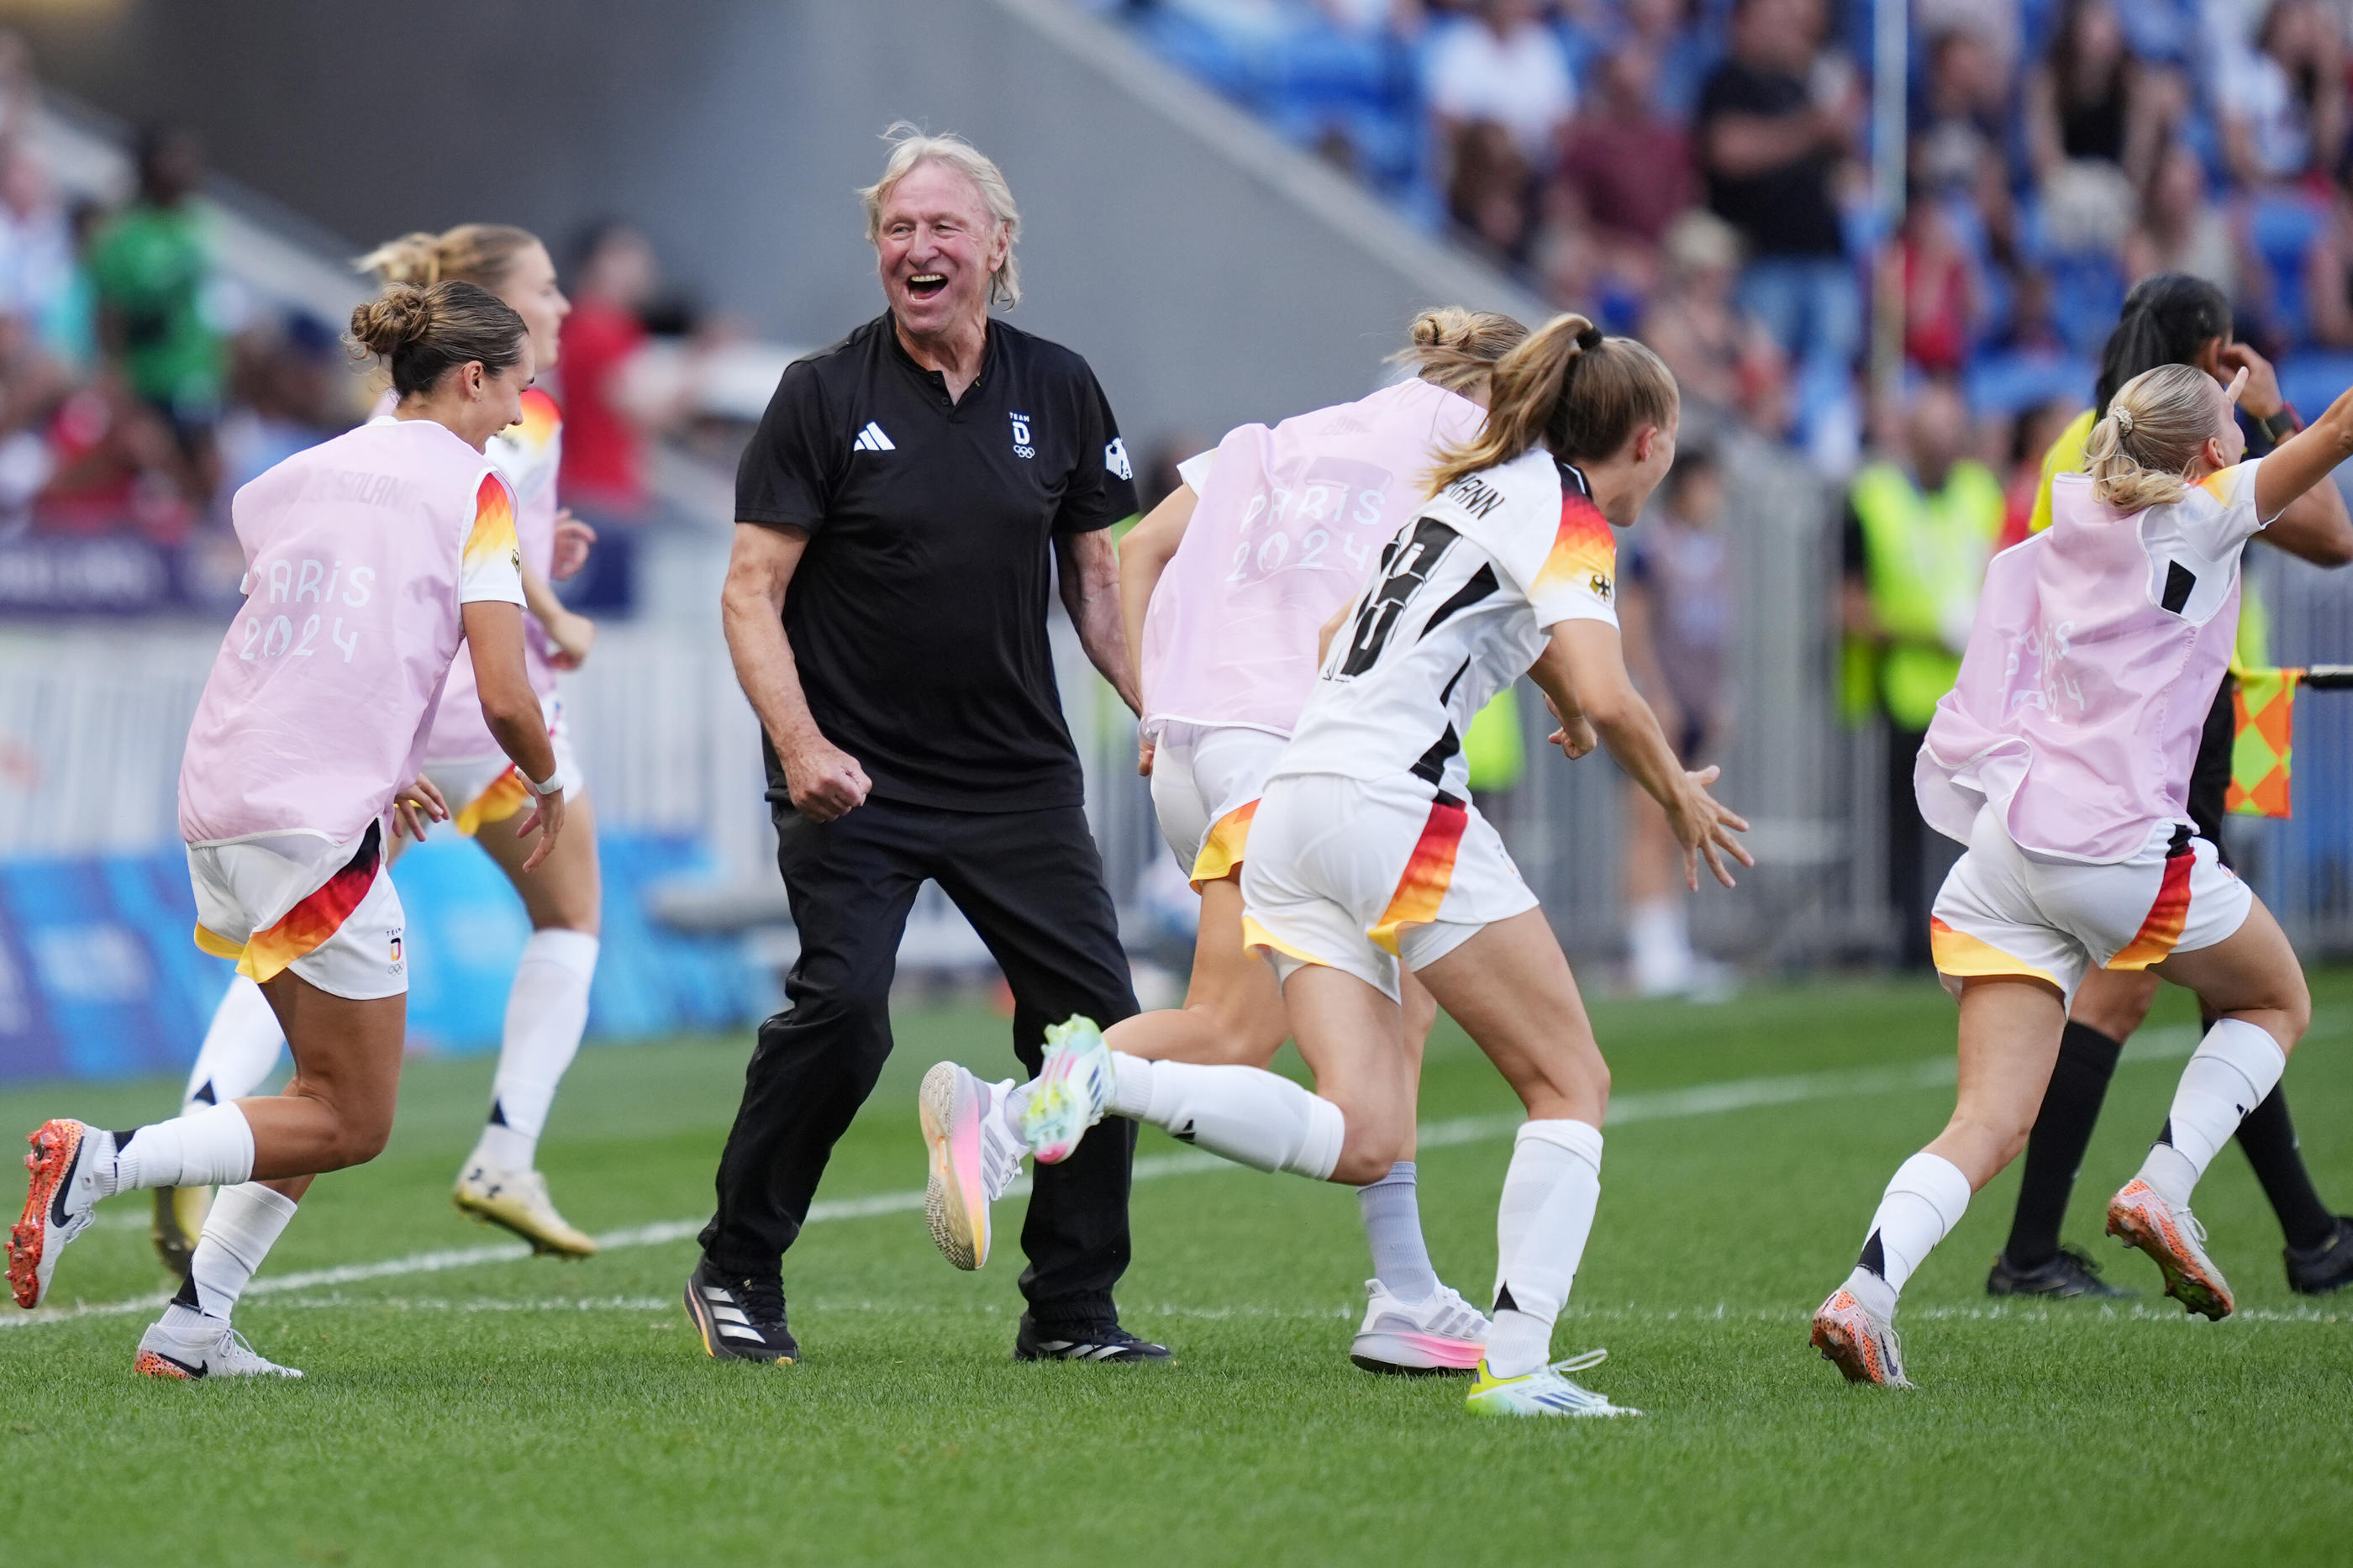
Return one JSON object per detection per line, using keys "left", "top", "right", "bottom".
{"left": 1013, "top": 1315, "right": 1173, "bottom": 1363}
{"left": 133, "top": 1312, "right": 302, "bottom": 1379}
{"left": 1985, "top": 1244, "right": 2135, "bottom": 1299}
{"left": 1019, "top": 1015, "right": 1113, "bottom": 1165}
{"left": 1811, "top": 1286, "right": 1911, "bottom": 1387}
{"left": 151, "top": 1186, "right": 212, "bottom": 1281}
{"left": 681, "top": 1260, "right": 797, "bottom": 1364}
{"left": 453, "top": 1163, "right": 597, "bottom": 1258}
{"left": 2108, "top": 1178, "right": 2233, "bottom": 1320}
{"left": 1349, "top": 1279, "right": 1490, "bottom": 1376}
{"left": 1464, "top": 1350, "right": 1639, "bottom": 1417}
{"left": 919, "top": 1062, "right": 1023, "bottom": 1271}
{"left": 9, "top": 1120, "right": 110, "bottom": 1310}
{"left": 2284, "top": 1215, "right": 2353, "bottom": 1296}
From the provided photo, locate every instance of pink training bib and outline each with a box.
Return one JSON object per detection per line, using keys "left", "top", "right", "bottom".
{"left": 179, "top": 417, "right": 526, "bottom": 849}
{"left": 421, "top": 387, "right": 563, "bottom": 763}
{"left": 1918, "top": 467, "right": 2252, "bottom": 863}
{"left": 1140, "top": 377, "right": 1487, "bottom": 739}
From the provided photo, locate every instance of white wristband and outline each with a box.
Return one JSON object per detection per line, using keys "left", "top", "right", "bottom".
{"left": 524, "top": 770, "right": 562, "bottom": 797}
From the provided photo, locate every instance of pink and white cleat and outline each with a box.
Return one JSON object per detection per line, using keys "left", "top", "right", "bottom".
{"left": 1349, "top": 1279, "right": 1490, "bottom": 1375}
{"left": 1811, "top": 1286, "right": 1912, "bottom": 1387}
{"left": 919, "top": 1063, "right": 1024, "bottom": 1271}
{"left": 2108, "top": 1178, "right": 2235, "bottom": 1320}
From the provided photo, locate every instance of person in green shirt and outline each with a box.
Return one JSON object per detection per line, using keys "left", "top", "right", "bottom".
{"left": 89, "top": 126, "right": 221, "bottom": 497}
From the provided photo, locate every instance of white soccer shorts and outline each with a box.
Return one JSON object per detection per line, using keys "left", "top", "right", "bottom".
{"left": 190, "top": 827, "right": 408, "bottom": 1001}
{"left": 1149, "top": 722, "right": 1289, "bottom": 888}
{"left": 1930, "top": 804, "right": 2252, "bottom": 1004}
{"left": 1240, "top": 771, "right": 1538, "bottom": 1002}
{"left": 428, "top": 696, "right": 583, "bottom": 838}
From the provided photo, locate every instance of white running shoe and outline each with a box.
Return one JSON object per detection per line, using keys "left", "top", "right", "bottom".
{"left": 1465, "top": 1349, "right": 1640, "bottom": 1417}
{"left": 1020, "top": 1015, "right": 1113, "bottom": 1165}
{"left": 1350, "top": 1280, "right": 1490, "bottom": 1375}
{"left": 454, "top": 1163, "right": 597, "bottom": 1258}
{"left": 2108, "top": 1177, "right": 2234, "bottom": 1320}
{"left": 9, "top": 1119, "right": 111, "bottom": 1310}
{"left": 134, "top": 1311, "right": 302, "bottom": 1379}
{"left": 1810, "top": 1285, "right": 1912, "bottom": 1386}
{"left": 919, "top": 1063, "right": 1024, "bottom": 1271}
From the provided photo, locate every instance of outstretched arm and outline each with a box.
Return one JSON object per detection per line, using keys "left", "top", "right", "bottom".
{"left": 1057, "top": 526, "right": 1141, "bottom": 715}
{"left": 2256, "top": 382, "right": 2353, "bottom": 524}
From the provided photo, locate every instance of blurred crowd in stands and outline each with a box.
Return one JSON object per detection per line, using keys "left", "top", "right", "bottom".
{"left": 1111, "top": 0, "right": 2353, "bottom": 477}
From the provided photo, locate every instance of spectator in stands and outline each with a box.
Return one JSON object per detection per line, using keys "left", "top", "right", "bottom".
{"left": 1838, "top": 379, "right": 2003, "bottom": 967}
{"left": 88, "top": 125, "right": 222, "bottom": 504}
{"left": 1886, "top": 193, "right": 1979, "bottom": 376}
{"left": 2294, "top": 175, "right": 2353, "bottom": 347}
{"left": 1639, "top": 208, "right": 1787, "bottom": 436}
{"left": 2219, "top": 0, "right": 2345, "bottom": 188}
{"left": 1556, "top": 45, "right": 1693, "bottom": 254}
{"left": 1913, "top": 25, "right": 2019, "bottom": 269}
{"left": 0, "top": 143, "right": 76, "bottom": 364}
{"left": 1446, "top": 118, "right": 1536, "bottom": 265}
{"left": 2025, "top": 0, "right": 2184, "bottom": 253}
{"left": 1612, "top": 0, "right": 1713, "bottom": 122}
{"left": 1998, "top": 397, "right": 2079, "bottom": 550}
{"left": 1697, "top": 0, "right": 1862, "bottom": 397}
{"left": 557, "top": 219, "right": 660, "bottom": 520}
{"left": 2124, "top": 139, "right": 2243, "bottom": 293}
{"left": 1427, "top": 0, "right": 1575, "bottom": 172}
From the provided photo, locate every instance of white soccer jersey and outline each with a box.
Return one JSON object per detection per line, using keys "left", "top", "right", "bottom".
{"left": 1270, "top": 447, "right": 1620, "bottom": 797}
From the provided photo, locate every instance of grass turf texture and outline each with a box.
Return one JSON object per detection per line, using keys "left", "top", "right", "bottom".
{"left": 5, "top": 975, "right": 2350, "bottom": 1567}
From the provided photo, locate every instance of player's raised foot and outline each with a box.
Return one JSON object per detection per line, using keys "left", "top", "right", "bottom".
{"left": 1811, "top": 1286, "right": 1911, "bottom": 1387}
{"left": 134, "top": 1310, "right": 302, "bottom": 1379}
{"left": 9, "top": 1119, "right": 112, "bottom": 1310}
{"left": 1020, "top": 1014, "right": 1113, "bottom": 1165}
{"left": 151, "top": 1185, "right": 212, "bottom": 1281}
{"left": 919, "top": 1062, "right": 1023, "bottom": 1271}
{"left": 1013, "top": 1314, "right": 1172, "bottom": 1363}
{"left": 453, "top": 1163, "right": 597, "bottom": 1258}
{"left": 2284, "top": 1214, "right": 2353, "bottom": 1296}
{"left": 1350, "top": 1279, "right": 1490, "bottom": 1376}
{"left": 1464, "top": 1350, "right": 1639, "bottom": 1417}
{"left": 2107, "top": 1178, "right": 2233, "bottom": 1320}
{"left": 1985, "top": 1243, "right": 2134, "bottom": 1300}
{"left": 681, "top": 1259, "right": 797, "bottom": 1364}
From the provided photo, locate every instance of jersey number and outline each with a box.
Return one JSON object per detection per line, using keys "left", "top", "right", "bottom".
{"left": 1337, "top": 518, "right": 1459, "bottom": 676}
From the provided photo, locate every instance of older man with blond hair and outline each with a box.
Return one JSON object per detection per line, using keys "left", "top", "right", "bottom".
{"left": 686, "top": 127, "right": 1163, "bottom": 1365}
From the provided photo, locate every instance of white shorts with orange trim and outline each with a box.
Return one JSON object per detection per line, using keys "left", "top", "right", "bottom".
{"left": 1239, "top": 771, "right": 1537, "bottom": 1002}
{"left": 428, "top": 696, "right": 583, "bottom": 839}
{"left": 1148, "top": 722, "right": 1288, "bottom": 889}
{"left": 188, "top": 823, "right": 408, "bottom": 1001}
{"left": 1930, "top": 805, "right": 2251, "bottom": 1005}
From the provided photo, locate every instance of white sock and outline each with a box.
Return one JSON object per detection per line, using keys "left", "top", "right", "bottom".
{"left": 1485, "top": 1119, "right": 1604, "bottom": 1379}
{"left": 470, "top": 929, "right": 599, "bottom": 1171}
{"left": 182, "top": 1181, "right": 299, "bottom": 1322}
{"left": 1628, "top": 897, "right": 1694, "bottom": 994}
{"left": 182, "top": 976, "right": 286, "bottom": 1114}
{"left": 1843, "top": 1150, "right": 1971, "bottom": 1316}
{"left": 103, "top": 1102, "right": 255, "bottom": 1196}
{"left": 1105, "top": 1052, "right": 1344, "bottom": 1180}
{"left": 2137, "top": 1018, "right": 2288, "bottom": 1207}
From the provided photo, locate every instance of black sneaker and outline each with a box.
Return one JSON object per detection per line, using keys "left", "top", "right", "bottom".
{"left": 1986, "top": 1244, "right": 2135, "bottom": 1299}
{"left": 2285, "top": 1215, "right": 2353, "bottom": 1295}
{"left": 1013, "top": 1314, "right": 1172, "bottom": 1363}
{"left": 682, "top": 1259, "right": 797, "bottom": 1363}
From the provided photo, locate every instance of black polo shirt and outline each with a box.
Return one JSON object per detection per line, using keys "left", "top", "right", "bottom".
{"left": 736, "top": 313, "right": 1138, "bottom": 811}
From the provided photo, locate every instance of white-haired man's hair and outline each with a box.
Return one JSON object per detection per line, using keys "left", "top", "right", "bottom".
{"left": 859, "top": 123, "right": 1022, "bottom": 311}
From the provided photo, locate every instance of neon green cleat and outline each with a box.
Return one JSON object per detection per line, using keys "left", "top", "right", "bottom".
{"left": 1020, "top": 1015, "right": 1113, "bottom": 1165}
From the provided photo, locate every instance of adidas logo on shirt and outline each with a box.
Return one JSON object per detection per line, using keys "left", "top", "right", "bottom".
{"left": 853, "top": 421, "right": 896, "bottom": 453}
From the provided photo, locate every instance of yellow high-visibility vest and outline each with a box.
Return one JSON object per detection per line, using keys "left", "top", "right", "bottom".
{"left": 1841, "top": 459, "right": 2005, "bottom": 729}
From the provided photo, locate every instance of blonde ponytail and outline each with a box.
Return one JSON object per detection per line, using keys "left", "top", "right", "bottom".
{"left": 1425, "top": 313, "right": 1678, "bottom": 495}
{"left": 2084, "top": 361, "right": 2223, "bottom": 511}
{"left": 355, "top": 224, "right": 540, "bottom": 292}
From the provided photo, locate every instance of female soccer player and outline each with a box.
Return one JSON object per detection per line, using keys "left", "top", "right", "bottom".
{"left": 8, "top": 281, "right": 566, "bottom": 1378}
{"left": 1005, "top": 308, "right": 1521, "bottom": 1376}
{"left": 929, "top": 314, "right": 1750, "bottom": 1416}
{"left": 1987, "top": 273, "right": 2353, "bottom": 1302}
{"left": 156, "top": 224, "right": 606, "bottom": 1267}
{"left": 1811, "top": 361, "right": 2353, "bottom": 1386}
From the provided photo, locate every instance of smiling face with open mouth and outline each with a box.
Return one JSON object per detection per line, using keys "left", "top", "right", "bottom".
{"left": 876, "top": 160, "right": 1009, "bottom": 346}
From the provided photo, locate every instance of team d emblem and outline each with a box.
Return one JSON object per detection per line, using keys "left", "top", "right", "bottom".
{"left": 1009, "top": 412, "right": 1034, "bottom": 460}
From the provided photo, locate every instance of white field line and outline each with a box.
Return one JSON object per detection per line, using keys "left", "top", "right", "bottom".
{"left": 1, "top": 1031, "right": 2210, "bottom": 1334}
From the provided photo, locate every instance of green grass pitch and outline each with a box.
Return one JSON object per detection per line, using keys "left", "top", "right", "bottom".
{"left": 4, "top": 971, "right": 2350, "bottom": 1567}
